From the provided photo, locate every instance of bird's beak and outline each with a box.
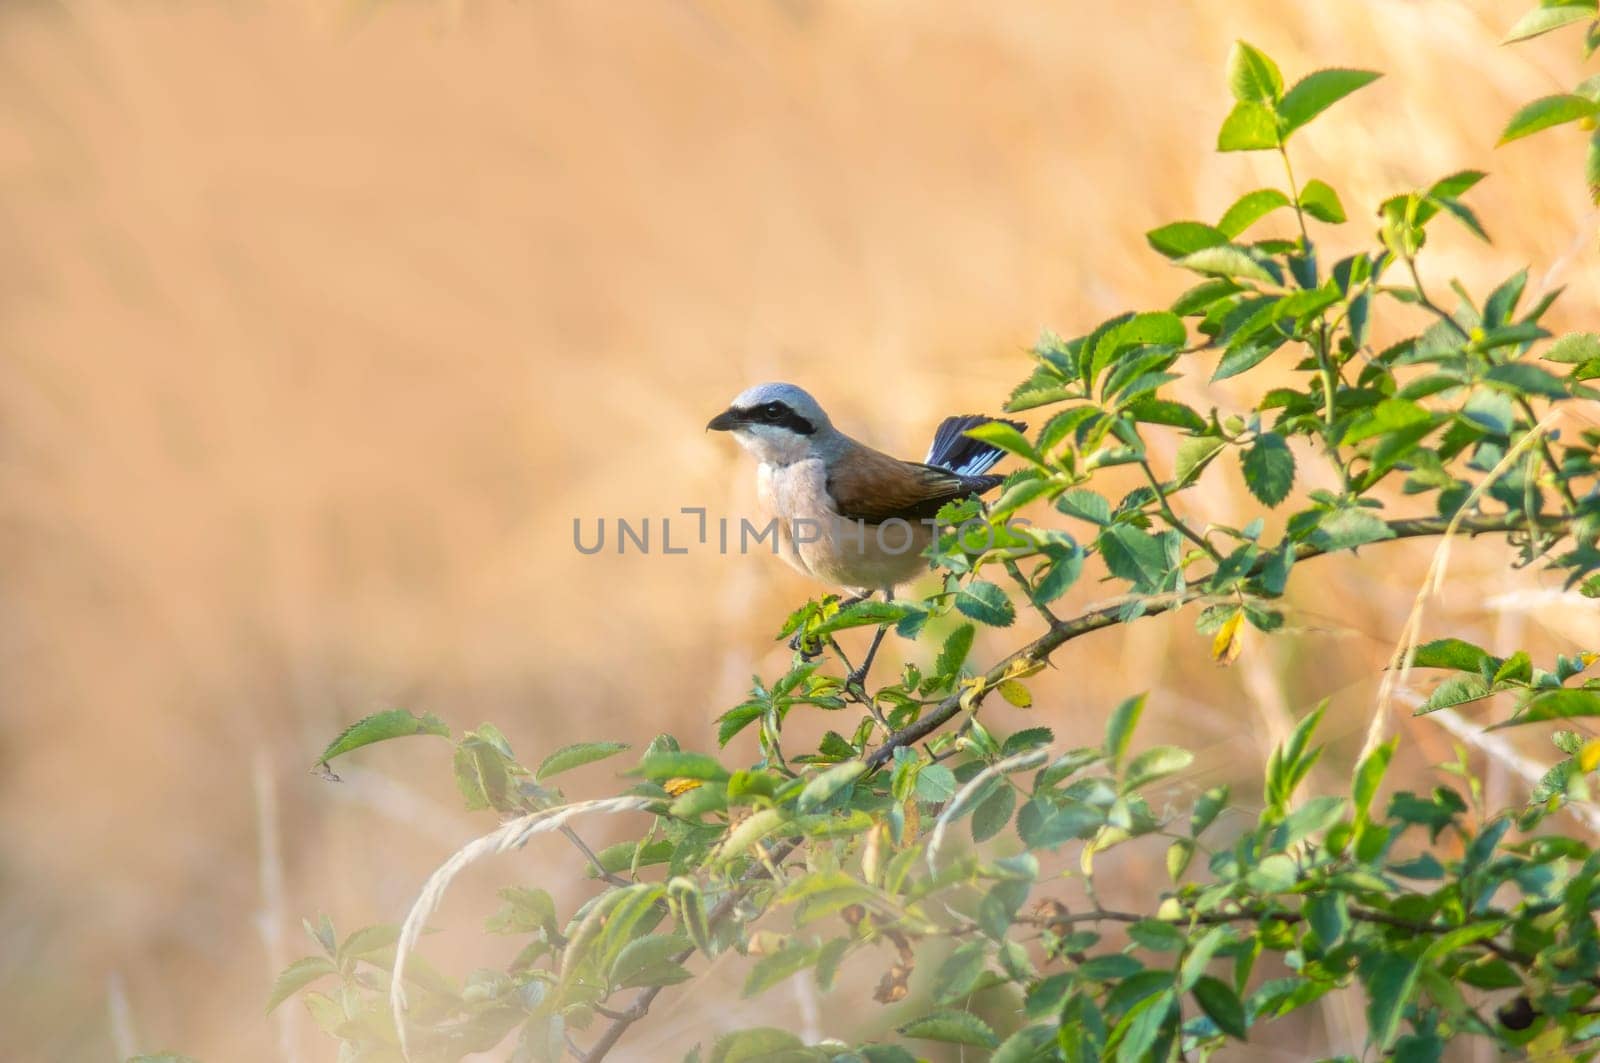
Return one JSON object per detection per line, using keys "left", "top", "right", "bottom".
{"left": 706, "top": 409, "right": 740, "bottom": 432}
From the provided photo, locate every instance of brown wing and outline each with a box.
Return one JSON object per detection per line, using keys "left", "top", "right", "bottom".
{"left": 826, "top": 447, "right": 975, "bottom": 524}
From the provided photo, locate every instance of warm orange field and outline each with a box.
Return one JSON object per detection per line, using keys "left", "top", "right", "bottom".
{"left": 2, "top": 2, "right": 1597, "bottom": 1059}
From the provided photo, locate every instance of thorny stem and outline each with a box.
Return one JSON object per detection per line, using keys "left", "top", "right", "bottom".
{"left": 574, "top": 509, "right": 1576, "bottom": 1061}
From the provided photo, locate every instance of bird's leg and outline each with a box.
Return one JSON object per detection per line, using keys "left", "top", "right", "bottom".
{"left": 846, "top": 589, "right": 892, "bottom": 695}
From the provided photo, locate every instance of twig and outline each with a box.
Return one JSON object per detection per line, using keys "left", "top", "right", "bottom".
{"left": 560, "top": 824, "right": 632, "bottom": 888}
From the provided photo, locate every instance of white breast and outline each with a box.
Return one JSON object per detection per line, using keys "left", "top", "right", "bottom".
{"left": 756, "top": 459, "right": 931, "bottom": 593}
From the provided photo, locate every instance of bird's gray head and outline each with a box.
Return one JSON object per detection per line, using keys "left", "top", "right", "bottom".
{"left": 706, "top": 382, "right": 834, "bottom": 465}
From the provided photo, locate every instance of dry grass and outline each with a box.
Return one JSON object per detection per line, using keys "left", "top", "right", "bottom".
{"left": 1, "top": 1, "right": 1597, "bottom": 1059}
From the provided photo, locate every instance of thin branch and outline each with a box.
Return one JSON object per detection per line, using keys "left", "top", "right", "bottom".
{"left": 560, "top": 825, "right": 632, "bottom": 888}
{"left": 1138, "top": 456, "right": 1222, "bottom": 563}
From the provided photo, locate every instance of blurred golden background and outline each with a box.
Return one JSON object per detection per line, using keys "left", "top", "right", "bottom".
{"left": 4, "top": 1, "right": 1599, "bottom": 1059}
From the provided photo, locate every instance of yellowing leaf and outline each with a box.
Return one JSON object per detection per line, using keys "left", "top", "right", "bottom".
{"left": 1211, "top": 610, "right": 1245, "bottom": 666}
{"left": 1580, "top": 740, "right": 1600, "bottom": 774}
{"left": 998, "top": 680, "right": 1034, "bottom": 708}
{"left": 663, "top": 777, "right": 703, "bottom": 797}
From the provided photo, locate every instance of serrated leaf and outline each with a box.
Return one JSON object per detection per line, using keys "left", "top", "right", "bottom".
{"left": 1545, "top": 331, "right": 1600, "bottom": 363}
{"left": 899, "top": 1010, "right": 999, "bottom": 1048}
{"left": 1227, "top": 41, "right": 1283, "bottom": 103}
{"left": 1174, "top": 436, "right": 1227, "bottom": 488}
{"left": 1217, "top": 188, "right": 1291, "bottom": 238}
{"left": 992, "top": 1024, "right": 1058, "bottom": 1063}
{"left": 1506, "top": 4, "right": 1597, "bottom": 42}
{"left": 1500, "top": 93, "right": 1599, "bottom": 144}
{"left": 1192, "top": 976, "right": 1248, "bottom": 1038}
{"left": 536, "top": 741, "right": 629, "bottom": 781}
{"left": 266, "top": 956, "right": 337, "bottom": 1013}
{"left": 1298, "top": 179, "right": 1346, "bottom": 223}
{"left": 797, "top": 761, "right": 866, "bottom": 812}
{"left": 1146, "top": 221, "right": 1230, "bottom": 258}
{"left": 710, "top": 1028, "right": 805, "bottom": 1063}
{"left": 1217, "top": 101, "right": 1281, "bottom": 151}
{"left": 1124, "top": 745, "right": 1194, "bottom": 790}
{"left": 933, "top": 941, "right": 989, "bottom": 1003}
{"left": 1178, "top": 245, "right": 1276, "bottom": 283}
{"left": 1278, "top": 69, "right": 1381, "bottom": 135}
{"left": 1105, "top": 693, "right": 1145, "bottom": 771}
{"left": 1484, "top": 362, "right": 1569, "bottom": 399}
{"left": 1411, "top": 638, "right": 1491, "bottom": 672}
{"left": 742, "top": 941, "right": 816, "bottom": 997}
{"left": 1242, "top": 432, "right": 1295, "bottom": 506}
{"left": 956, "top": 581, "right": 1016, "bottom": 627}
{"left": 315, "top": 709, "right": 450, "bottom": 769}
{"left": 1311, "top": 507, "right": 1394, "bottom": 551}
{"left": 613, "top": 934, "right": 692, "bottom": 989}
{"left": 634, "top": 751, "right": 730, "bottom": 781}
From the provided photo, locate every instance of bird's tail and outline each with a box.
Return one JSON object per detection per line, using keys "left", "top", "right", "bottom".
{"left": 924, "top": 414, "right": 1028, "bottom": 476}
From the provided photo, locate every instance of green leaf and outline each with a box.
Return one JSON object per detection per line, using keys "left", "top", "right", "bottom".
{"left": 935, "top": 624, "right": 976, "bottom": 680}
{"left": 1099, "top": 526, "right": 1174, "bottom": 590}
{"left": 742, "top": 941, "right": 817, "bottom": 997}
{"left": 1227, "top": 41, "right": 1283, "bottom": 103}
{"left": 1128, "top": 919, "right": 1186, "bottom": 952}
{"left": 536, "top": 741, "right": 629, "bottom": 781}
{"left": 972, "top": 783, "right": 1017, "bottom": 843}
{"left": 1343, "top": 398, "right": 1431, "bottom": 445}
{"left": 1192, "top": 975, "right": 1248, "bottom": 1038}
{"left": 1116, "top": 990, "right": 1173, "bottom": 1062}
{"left": 1017, "top": 798, "right": 1103, "bottom": 848}
{"left": 916, "top": 763, "right": 958, "bottom": 803}
{"left": 1415, "top": 674, "right": 1493, "bottom": 714}
{"left": 992, "top": 1024, "right": 1059, "bottom": 1063}
{"left": 899, "top": 1009, "right": 999, "bottom": 1048}
{"left": 613, "top": 934, "right": 692, "bottom": 989}
{"left": 634, "top": 751, "right": 731, "bottom": 782}
{"left": 1298, "top": 179, "right": 1346, "bottom": 223}
{"left": 1241, "top": 432, "right": 1295, "bottom": 507}
{"left": 1546, "top": 331, "right": 1600, "bottom": 364}
{"left": 1506, "top": 688, "right": 1600, "bottom": 725}
{"left": 710, "top": 1028, "right": 805, "bottom": 1063}
{"left": 1174, "top": 436, "right": 1227, "bottom": 488}
{"left": 1500, "top": 93, "right": 1599, "bottom": 144}
{"left": 1311, "top": 507, "right": 1394, "bottom": 551}
{"left": 964, "top": 421, "right": 1042, "bottom": 465}
{"left": 1180, "top": 926, "right": 1232, "bottom": 989}
{"left": 1212, "top": 340, "right": 1280, "bottom": 383}
{"left": 1218, "top": 101, "right": 1282, "bottom": 151}
{"left": 1178, "top": 245, "right": 1276, "bottom": 284}
{"left": 1278, "top": 69, "right": 1382, "bottom": 135}
{"left": 956, "top": 581, "right": 1016, "bottom": 627}
{"left": 1217, "top": 188, "right": 1291, "bottom": 238}
{"left": 1411, "top": 638, "right": 1491, "bottom": 672}
{"left": 1105, "top": 694, "right": 1146, "bottom": 771}
{"left": 1124, "top": 746, "right": 1194, "bottom": 790}
{"left": 1057, "top": 489, "right": 1112, "bottom": 525}
{"left": 933, "top": 941, "right": 989, "bottom": 1003}
{"left": 266, "top": 956, "right": 337, "bottom": 1013}
{"left": 1506, "top": 4, "right": 1597, "bottom": 42}
{"left": 1362, "top": 952, "right": 1421, "bottom": 1050}
{"left": 1484, "top": 362, "right": 1569, "bottom": 399}
{"left": 797, "top": 761, "right": 866, "bottom": 812}
{"left": 314, "top": 709, "right": 450, "bottom": 769}
{"left": 1147, "top": 221, "right": 1229, "bottom": 258}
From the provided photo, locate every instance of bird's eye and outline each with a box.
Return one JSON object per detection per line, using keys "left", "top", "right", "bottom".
{"left": 761, "top": 402, "right": 786, "bottom": 420}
